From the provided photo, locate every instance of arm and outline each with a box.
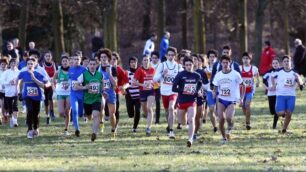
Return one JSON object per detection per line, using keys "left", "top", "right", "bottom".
{"left": 172, "top": 73, "right": 181, "bottom": 93}
{"left": 210, "top": 62, "right": 218, "bottom": 89}
{"left": 294, "top": 73, "right": 304, "bottom": 90}
{"left": 153, "top": 63, "right": 163, "bottom": 82}
{"left": 108, "top": 67, "right": 117, "bottom": 89}
{"left": 239, "top": 82, "right": 246, "bottom": 105}
{"left": 30, "top": 72, "right": 50, "bottom": 88}
{"left": 74, "top": 74, "right": 88, "bottom": 90}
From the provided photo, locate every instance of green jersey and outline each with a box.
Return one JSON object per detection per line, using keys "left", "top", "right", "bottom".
{"left": 83, "top": 70, "right": 103, "bottom": 104}
{"left": 56, "top": 68, "right": 70, "bottom": 95}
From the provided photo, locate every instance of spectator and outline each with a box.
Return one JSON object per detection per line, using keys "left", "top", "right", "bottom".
{"left": 159, "top": 31, "right": 170, "bottom": 62}
{"left": 293, "top": 38, "right": 306, "bottom": 76}
{"left": 2, "top": 41, "right": 19, "bottom": 60}
{"left": 28, "top": 41, "right": 40, "bottom": 58}
{"left": 91, "top": 30, "right": 104, "bottom": 58}
{"left": 143, "top": 33, "right": 157, "bottom": 56}
{"left": 259, "top": 40, "right": 276, "bottom": 75}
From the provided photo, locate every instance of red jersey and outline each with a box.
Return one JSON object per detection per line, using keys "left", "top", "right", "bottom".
{"left": 241, "top": 65, "right": 254, "bottom": 93}
{"left": 44, "top": 62, "right": 56, "bottom": 78}
{"left": 134, "top": 66, "right": 155, "bottom": 91}
{"left": 115, "top": 66, "right": 128, "bottom": 94}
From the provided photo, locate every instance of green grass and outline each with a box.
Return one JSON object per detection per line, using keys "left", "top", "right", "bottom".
{"left": 0, "top": 88, "right": 306, "bottom": 171}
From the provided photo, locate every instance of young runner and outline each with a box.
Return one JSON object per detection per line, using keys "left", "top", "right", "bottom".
{"left": 68, "top": 55, "right": 87, "bottom": 137}
{"left": 172, "top": 57, "right": 202, "bottom": 147}
{"left": 54, "top": 55, "right": 71, "bottom": 135}
{"left": 204, "top": 50, "right": 218, "bottom": 132}
{"left": 239, "top": 52, "right": 259, "bottom": 130}
{"left": 213, "top": 55, "right": 245, "bottom": 143}
{"left": 150, "top": 51, "right": 161, "bottom": 124}
{"left": 124, "top": 56, "right": 141, "bottom": 132}
{"left": 75, "top": 58, "right": 104, "bottom": 142}
{"left": 0, "top": 58, "right": 8, "bottom": 124}
{"left": 42, "top": 52, "right": 57, "bottom": 124}
{"left": 153, "top": 47, "right": 183, "bottom": 138}
{"left": 81, "top": 56, "right": 89, "bottom": 69}
{"left": 134, "top": 55, "right": 156, "bottom": 136}
{"left": 263, "top": 58, "right": 280, "bottom": 129}
{"left": 18, "top": 57, "right": 50, "bottom": 138}
{"left": 2, "top": 59, "right": 20, "bottom": 127}
{"left": 98, "top": 48, "right": 117, "bottom": 137}
{"left": 271, "top": 55, "right": 304, "bottom": 133}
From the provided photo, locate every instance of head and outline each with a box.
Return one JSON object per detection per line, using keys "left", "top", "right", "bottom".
{"left": 29, "top": 41, "right": 35, "bottom": 49}
{"left": 129, "top": 56, "right": 138, "bottom": 69}
{"left": 61, "top": 56, "right": 69, "bottom": 68}
{"left": 151, "top": 51, "right": 159, "bottom": 64}
{"left": 81, "top": 56, "right": 89, "bottom": 68}
{"left": 164, "top": 31, "right": 170, "bottom": 39}
{"left": 166, "top": 47, "right": 177, "bottom": 62}
{"left": 264, "top": 40, "right": 271, "bottom": 48}
{"left": 0, "top": 58, "right": 8, "bottom": 70}
{"left": 88, "top": 59, "right": 98, "bottom": 73}
{"left": 69, "top": 57, "right": 74, "bottom": 66}
{"left": 6, "top": 42, "right": 14, "bottom": 51}
{"left": 242, "top": 52, "right": 252, "bottom": 66}
{"left": 12, "top": 38, "right": 19, "bottom": 48}
{"left": 207, "top": 49, "right": 218, "bottom": 65}
{"left": 23, "top": 51, "right": 29, "bottom": 61}
{"left": 220, "top": 55, "right": 231, "bottom": 71}
{"left": 272, "top": 57, "right": 280, "bottom": 70}
{"left": 221, "top": 45, "right": 232, "bottom": 57}
{"left": 178, "top": 53, "right": 186, "bottom": 64}
{"left": 282, "top": 55, "right": 291, "bottom": 70}
{"left": 98, "top": 48, "right": 112, "bottom": 66}
{"left": 30, "top": 54, "right": 39, "bottom": 66}
{"left": 9, "top": 59, "right": 17, "bottom": 69}
{"left": 191, "top": 54, "right": 199, "bottom": 68}
{"left": 44, "top": 52, "right": 53, "bottom": 63}
{"left": 198, "top": 54, "right": 206, "bottom": 68}
{"left": 150, "top": 33, "right": 157, "bottom": 41}
{"left": 111, "top": 52, "right": 120, "bottom": 66}
{"left": 294, "top": 38, "right": 302, "bottom": 48}
{"left": 26, "top": 57, "right": 36, "bottom": 70}
{"left": 183, "top": 57, "right": 194, "bottom": 72}
{"left": 72, "top": 55, "right": 82, "bottom": 66}
{"left": 142, "top": 55, "right": 150, "bottom": 68}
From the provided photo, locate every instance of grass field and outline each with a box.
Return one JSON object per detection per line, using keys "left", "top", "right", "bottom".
{"left": 0, "top": 88, "right": 306, "bottom": 171}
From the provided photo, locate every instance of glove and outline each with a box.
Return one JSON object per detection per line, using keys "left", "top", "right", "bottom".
{"left": 299, "top": 85, "right": 304, "bottom": 91}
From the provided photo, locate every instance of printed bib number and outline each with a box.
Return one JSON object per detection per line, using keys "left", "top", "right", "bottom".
{"left": 143, "top": 80, "right": 153, "bottom": 90}
{"left": 163, "top": 75, "right": 175, "bottom": 85}
{"left": 71, "top": 81, "right": 80, "bottom": 89}
{"left": 220, "top": 83, "right": 231, "bottom": 96}
{"left": 88, "top": 82, "right": 100, "bottom": 94}
{"left": 243, "top": 78, "right": 253, "bottom": 87}
{"left": 27, "top": 87, "right": 38, "bottom": 96}
{"left": 103, "top": 80, "right": 111, "bottom": 90}
{"left": 284, "top": 78, "right": 295, "bottom": 87}
{"left": 61, "top": 81, "right": 70, "bottom": 90}
{"left": 183, "top": 84, "right": 196, "bottom": 95}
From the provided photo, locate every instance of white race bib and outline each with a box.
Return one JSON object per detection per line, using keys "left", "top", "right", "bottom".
{"left": 27, "top": 87, "right": 38, "bottom": 96}
{"left": 61, "top": 81, "right": 70, "bottom": 90}
{"left": 220, "top": 83, "right": 231, "bottom": 96}
{"left": 163, "top": 75, "right": 175, "bottom": 85}
{"left": 72, "top": 81, "right": 80, "bottom": 90}
{"left": 284, "top": 78, "right": 295, "bottom": 87}
{"left": 183, "top": 83, "right": 196, "bottom": 95}
{"left": 103, "top": 80, "right": 111, "bottom": 90}
{"left": 88, "top": 82, "right": 100, "bottom": 94}
{"left": 243, "top": 78, "right": 253, "bottom": 87}
{"left": 143, "top": 80, "right": 153, "bottom": 90}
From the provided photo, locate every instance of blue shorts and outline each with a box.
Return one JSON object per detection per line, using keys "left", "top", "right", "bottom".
{"left": 206, "top": 91, "right": 216, "bottom": 106}
{"left": 275, "top": 96, "right": 295, "bottom": 113}
{"left": 140, "top": 90, "right": 155, "bottom": 102}
{"left": 243, "top": 92, "right": 254, "bottom": 108}
{"left": 218, "top": 98, "right": 236, "bottom": 109}
{"left": 105, "top": 89, "right": 116, "bottom": 104}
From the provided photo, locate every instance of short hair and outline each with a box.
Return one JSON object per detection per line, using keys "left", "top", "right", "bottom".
{"left": 26, "top": 57, "right": 36, "bottom": 63}
{"left": 150, "top": 33, "right": 157, "bottom": 38}
{"left": 282, "top": 55, "right": 291, "bottom": 61}
{"left": 0, "top": 58, "right": 8, "bottom": 64}
{"left": 242, "top": 52, "right": 252, "bottom": 60}
{"left": 264, "top": 40, "right": 271, "bottom": 46}
{"left": 220, "top": 55, "right": 231, "bottom": 62}
{"left": 129, "top": 56, "right": 138, "bottom": 63}
{"left": 207, "top": 49, "right": 218, "bottom": 58}
{"left": 61, "top": 52, "right": 70, "bottom": 59}
{"left": 112, "top": 52, "right": 120, "bottom": 61}
{"left": 167, "top": 47, "right": 177, "bottom": 55}
{"left": 30, "top": 54, "right": 39, "bottom": 60}
{"left": 222, "top": 45, "right": 231, "bottom": 51}
{"left": 98, "top": 48, "right": 112, "bottom": 61}
{"left": 191, "top": 53, "right": 198, "bottom": 59}
{"left": 9, "top": 58, "right": 17, "bottom": 65}
{"left": 183, "top": 57, "right": 193, "bottom": 65}
{"left": 82, "top": 56, "right": 89, "bottom": 62}
{"left": 89, "top": 58, "right": 97, "bottom": 63}
{"left": 151, "top": 51, "right": 159, "bottom": 58}
{"left": 198, "top": 54, "right": 205, "bottom": 63}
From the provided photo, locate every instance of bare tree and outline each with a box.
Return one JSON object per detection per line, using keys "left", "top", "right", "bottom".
{"left": 239, "top": 0, "right": 248, "bottom": 54}
{"left": 52, "top": 0, "right": 65, "bottom": 61}
{"left": 18, "top": 0, "right": 29, "bottom": 50}
{"left": 193, "top": 0, "right": 206, "bottom": 53}
{"left": 181, "top": 0, "right": 188, "bottom": 49}
{"left": 158, "top": 0, "right": 166, "bottom": 44}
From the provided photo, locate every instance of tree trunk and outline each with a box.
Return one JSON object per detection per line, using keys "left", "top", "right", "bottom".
{"left": 283, "top": 0, "right": 289, "bottom": 54}
{"left": 18, "top": 0, "right": 29, "bottom": 51}
{"left": 52, "top": 0, "right": 65, "bottom": 61}
{"left": 239, "top": 0, "right": 248, "bottom": 55}
{"left": 254, "top": 0, "right": 268, "bottom": 66}
{"left": 198, "top": 0, "right": 206, "bottom": 53}
{"left": 142, "top": 0, "right": 151, "bottom": 40}
{"left": 158, "top": 0, "right": 166, "bottom": 44}
{"left": 102, "top": 0, "right": 118, "bottom": 51}
{"left": 181, "top": 0, "right": 188, "bottom": 49}
{"left": 193, "top": 0, "right": 205, "bottom": 53}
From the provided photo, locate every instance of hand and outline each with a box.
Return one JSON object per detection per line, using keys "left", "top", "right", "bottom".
{"left": 106, "top": 66, "right": 112, "bottom": 75}
{"left": 103, "top": 92, "right": 109, "bottom": 99}
{"left": 299, "top": 84, "right": 304, "bottom": 91}
{"left": 197, "top": 90, "right": 203, "bottom": 97}
{"left": 239, "top": 99, "right": 243, "bottom": 107}
{"left": 270, "top": 85, "right": 276, "bottom": 91}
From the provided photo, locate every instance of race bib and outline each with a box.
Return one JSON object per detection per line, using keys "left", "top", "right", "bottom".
{"left": 61, "top": 81, "right": 70, "bottom": 90}
{"left": 88, "top": 82, "right": 100, "bottom": 94}
{"left": 143, "top": 80, "right": 153, "bottom": 90}
{"left": 284, "top": 78, "right": 295, "bottom": 87}
{"left": 71, "top": 81, "right": 80, "bottom": 89}
{"left": 243, "top": 78, "right": 253, "bottom": 87}
{"left": 27, "top": 87, "right": 38, "bottom": 97}
{"left": 103, "top": 80, "right": 111, "bottom": 90}
{"left": 163, "top": 75, "right": 175, "bottom": 85}
{"left": 220, "top": 83, "right": 231, "bottom": 96}
{"left": 183, "top": 83, "right": 196, "bottom": 95}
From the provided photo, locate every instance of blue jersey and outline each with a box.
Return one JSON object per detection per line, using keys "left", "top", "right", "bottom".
{"left": 172, "top": 71, "right": 202, "bottom": 104}
{"left": 18, "top": 60, "right": 27, "bottom": 70}
{"left": 68, "top": 66, "right": 86, "bottom": 96}
{"left": 18, "top": 71, "right": 46, "bottom": 101}
{"left": 99, "top": 66, "right": 117, "bottom": 96}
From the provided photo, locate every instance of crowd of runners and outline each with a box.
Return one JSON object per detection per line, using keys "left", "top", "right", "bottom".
{"left": 0, "top": 38, "right": 304, "bottom": 147}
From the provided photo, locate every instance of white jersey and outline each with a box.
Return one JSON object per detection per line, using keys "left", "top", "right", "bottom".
{"left": 204, "top": 66, "right": 213, "bottom": 92}
{"left": 153, "top": 60, "right": 183, "bottom": 96}
{"left": 1, "top": 68, "right": 20, "bottom": 97}
{"left": 213, "top": 70, "right": 243, "bottom": 102}
{"left": 263, "top": 69, "right": 277, "bottom": 96}
{"left": 273, "top": 69, "right": 299, "bottom": 96}
{"left": 0, "top": 70, "right": 5, "bottom": 93}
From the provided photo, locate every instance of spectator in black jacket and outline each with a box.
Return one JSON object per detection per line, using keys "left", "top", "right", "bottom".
{"left": 293, "top": 38, "right": 306, "bottom": 76}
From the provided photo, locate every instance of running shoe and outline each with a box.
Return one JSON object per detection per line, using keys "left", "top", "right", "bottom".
{"left": 75, "top": 130, "right": 80, "bottom": 137}
{"left": 91, "top": 133, "right": 97, "bottom": 142}
{"left": 146, "top": 128, "right": 151, "bottom": 136}
{"left": 168, "top": 131, "right": 175, "bottom": 139}
{"left": 27, "top": 130, "right": 33, "bottom": 139}
{"left": 187, "top": 139, "right": 193, "bottom": 147}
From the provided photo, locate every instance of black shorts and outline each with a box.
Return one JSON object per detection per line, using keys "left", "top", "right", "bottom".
{"left": 44, "top": 87, "right": 53, "bottom": 106}
{"left": 4, "top": 96, "right": 18, "bottom": 114}
{"left": 84, "top": 102, "right": 101, "bottom": 116}
{"left": 0, "top": 92, "right": 5, "bottom": 99}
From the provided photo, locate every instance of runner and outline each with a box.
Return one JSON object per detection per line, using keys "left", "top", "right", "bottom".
{"left": 239, "top": 52, "right": 259, "bottom": 130}
{"left": 0, "top": 58, "right": 8, "bottom": 124}
{"left": 150, "top": 51, "right": 161, "bottom": 124}
{"left": 124, "top": 56, "right": 141, "bottom": 132}
{"left": 68, "top": 54, "right": 87, "bottom": 137}
{"left": 134, "top": 55, "right": 156, "bottom": 136}
{"left": 81, "top": 56, "right": 89, "bottom": 69}
{"left": 204, "top": 50, "right": 218, "bottom": 132}
{"left": 172, "top": 57, "right": 202, "bottom": 147}
{"left": 42, "top": 52, "right": 57, "bottom": 124}
{"left": 271, "top": 55, "right": 304, "bottom": 133}
{"left": 192, "top": 54, "right": 209, "bottom": 140}
{"left": 212, "top": 55, "right": 245, "bottom": 143}
{"left": 54, "top": 55, "right": 71, "bottom": 135}
{"left": 2, "top": 59, "right": 20, "bottom": 127}
{"left": 153, "top": 47, "right": 183, "bottom": 138}
{"left": 263, "top": 58, "right": 280, "bottom": 129}
{"left": 75, "top": 58, "right": 104, "bottom": 142}
{"left": 98, "top": 48, "right": 117, "bottom": 137}
{"left": 81, "top": 56, "right": 90, "bottom": 123}
{"left": 18, "top": 57, "right": 50, "bottom": 139}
